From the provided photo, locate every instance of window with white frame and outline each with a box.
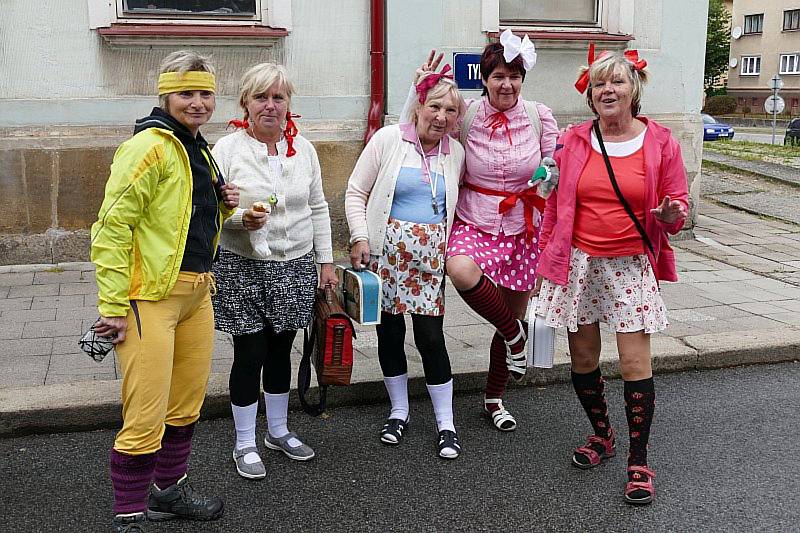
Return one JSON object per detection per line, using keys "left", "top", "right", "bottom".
{"left": 740, "top": 56, "right": 761, "bottom": 75}
{"left": 86, "top": 0, "right": 291, "bottom": 29}
{"left": 785, "top": 9, "right": 800, "bottom": 31}
{"left": 121, "top": 0, "right": 259, "bottom": 20}
{"left": 500, "top": 0, "right": 599, "bottom": 27}
{"left": 743, "top": 13, "right": 764, "bottom": 34}
{"left": 781, "top": 54, "right": 800, "bottom": 74}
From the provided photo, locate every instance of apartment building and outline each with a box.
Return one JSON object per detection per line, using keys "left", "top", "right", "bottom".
{"left": 727, "top": 0, "right": 800, "bottom": 113}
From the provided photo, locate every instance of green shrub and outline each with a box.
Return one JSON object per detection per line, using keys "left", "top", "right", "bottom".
{"left": 703, "top": 95, "right": 737, "bottom": 115}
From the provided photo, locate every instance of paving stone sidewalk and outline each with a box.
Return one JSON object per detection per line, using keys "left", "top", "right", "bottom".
{"left": 1, "top": 200, "right": 800, "bottom": 392}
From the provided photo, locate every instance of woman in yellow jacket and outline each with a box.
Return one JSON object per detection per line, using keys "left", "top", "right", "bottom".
{"left": 90, "top": 51, "right": 239, "bottom": 533}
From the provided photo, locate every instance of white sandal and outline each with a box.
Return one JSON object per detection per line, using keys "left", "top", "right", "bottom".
{"left": 504, "top": 319, "right": 527, "bottom": 381}
{"left": 483, "top": 398, "right": 517, "bottom": 431}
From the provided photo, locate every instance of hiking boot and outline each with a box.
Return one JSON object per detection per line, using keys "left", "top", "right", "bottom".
{"left": 112, "top": 513, "right": 146, "bottom": 532}
{"left": 147, "top": 475, "right": 223, "bottom": 522}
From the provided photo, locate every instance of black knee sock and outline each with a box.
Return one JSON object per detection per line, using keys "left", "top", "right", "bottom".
{"left": 411, "top": 314, "right": 451, "bottom": 385}
{"left": 376, "top": 312, "right": 408, "bottom": 377}
{"left": 230, "top": 331, "right": 269, "bottom": 406}
{"left": 262, "top": 329, "right": 296, "bottom": 394}
{"left": 571, "top": 367, "right": 612, "bottom": 439}
{"left": 624, "top": 377, "right": 655, "bottom": 467}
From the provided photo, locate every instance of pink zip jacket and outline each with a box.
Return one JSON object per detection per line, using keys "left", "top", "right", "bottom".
{"left": 538, "top": 118, "right": 689, "bottom": 285}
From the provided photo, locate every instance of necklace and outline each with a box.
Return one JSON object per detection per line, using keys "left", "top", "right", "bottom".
{"left": 246, "top": 128, "right": 281, "bottom": 208}
{"left": 415, "top": 134, "right": 443, "bottom": 215}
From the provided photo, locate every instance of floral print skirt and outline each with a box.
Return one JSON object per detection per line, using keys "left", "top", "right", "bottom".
{"left": 369, "top": 217, "right": 446, "bottom": 316}
{"left": 535, "top": 246, "right": 668, "bottom": 334}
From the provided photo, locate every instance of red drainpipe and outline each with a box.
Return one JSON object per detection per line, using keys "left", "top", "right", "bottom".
{"left": 364, "top": 0, "right": 386, "bottom": 144}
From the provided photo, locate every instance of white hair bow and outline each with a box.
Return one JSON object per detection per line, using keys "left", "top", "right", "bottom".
{"left": 500, "top": 28, "right": 537, "bottom": 71}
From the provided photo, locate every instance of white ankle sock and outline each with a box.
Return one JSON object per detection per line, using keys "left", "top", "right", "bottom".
{"left": 427, "top": 379, "right": 456, "bottom": 433}
{"left": 264, "top": 392, "right": 301, "bottom": 448}
{"left": 231, "top": 402, "right": 261, "bottom": 464}
{"left": 384, "top": 374, "right": 410, "bottom": 421}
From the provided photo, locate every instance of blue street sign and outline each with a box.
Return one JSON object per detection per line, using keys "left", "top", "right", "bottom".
{"left": 453, "top": 53, "right": 483, "bottom": 90}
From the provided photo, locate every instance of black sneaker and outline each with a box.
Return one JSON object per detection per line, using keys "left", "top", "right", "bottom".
{"left": 112, "top": 513, "right": 146, "bottom": 532}
{"left": 147, "top": 475, "right": 224, "bottom": 522}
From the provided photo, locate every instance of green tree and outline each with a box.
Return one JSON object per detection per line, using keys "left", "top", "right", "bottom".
{"left": 705, "top": 0, "right": 731, "bottom": 95}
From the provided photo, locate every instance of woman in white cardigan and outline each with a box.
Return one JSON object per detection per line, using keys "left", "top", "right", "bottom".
{"left": 211, "top": 63, "right": 337, "bottom": 480}
{"left": 345, "top": 73, "right": 466, "bottom": 459}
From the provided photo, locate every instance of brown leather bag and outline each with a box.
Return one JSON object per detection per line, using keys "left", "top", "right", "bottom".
{"left": 298, "top": 287, "right": 356, "bottom": 415}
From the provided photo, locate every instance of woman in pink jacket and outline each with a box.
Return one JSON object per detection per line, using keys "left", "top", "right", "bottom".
{"left": 536, "top": 48, "right": 688, "bottom": 506}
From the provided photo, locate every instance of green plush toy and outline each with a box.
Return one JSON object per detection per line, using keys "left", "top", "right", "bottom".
{"left": 528, "top": 156, "right": 559, "bottom": 199}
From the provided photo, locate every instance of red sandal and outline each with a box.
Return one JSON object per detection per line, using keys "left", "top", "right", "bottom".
{"left": 572, "top": 428, "right": 615, "bottom": 469}
{"left": 625, "top": 465, "right": 656, "bottom": 505}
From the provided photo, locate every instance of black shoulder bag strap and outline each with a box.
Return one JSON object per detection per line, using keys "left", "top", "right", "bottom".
{"left": 593, "top": 120, "right": 655, "bottom": 256}
{"left": 297, "top": 326, "right": 327, "bottom": 417}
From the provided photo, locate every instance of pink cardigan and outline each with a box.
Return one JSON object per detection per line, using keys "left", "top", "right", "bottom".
{"left": 538, "top": 118, "right": 689, "bottom": 285}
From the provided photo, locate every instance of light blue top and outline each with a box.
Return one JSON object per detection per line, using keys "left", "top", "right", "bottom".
{"left": 390, "top": 166, "right": 446, "bottom": 224}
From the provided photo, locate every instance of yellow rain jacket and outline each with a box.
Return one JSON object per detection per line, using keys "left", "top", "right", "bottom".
{"left": 91, "top": 128, "right": 234, "bottom": 317}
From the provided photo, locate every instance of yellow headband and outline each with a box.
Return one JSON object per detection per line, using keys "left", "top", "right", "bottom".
{"left": 157, "top": 71, "right": 216, "bottom": 96}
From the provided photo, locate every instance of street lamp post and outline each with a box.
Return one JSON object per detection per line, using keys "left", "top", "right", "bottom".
{"left": 769, "top": 75, "right": 784, "bottom": 145}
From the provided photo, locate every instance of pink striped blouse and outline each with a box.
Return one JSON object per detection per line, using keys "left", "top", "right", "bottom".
{"left": 456, "top": 96, "right": 559, "bottom": 236}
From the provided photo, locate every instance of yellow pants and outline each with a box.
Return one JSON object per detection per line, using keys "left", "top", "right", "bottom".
{"left": 113, "top": 272, "right": 216, "bottom": 455}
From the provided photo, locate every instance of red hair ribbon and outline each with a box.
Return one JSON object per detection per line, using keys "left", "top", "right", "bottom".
{"left": 623, "top": 49, "right": 648, "bottom": 72}
{"left": 484, "top": 111, "right": 513, "bottom": 145}
{"left": 416, "top": 64, "right": 454, "bottom": 104}
{"left": 283, "top": 110, "right": 301, "bottom": 157}
{"left": 227, "top": 118, "right": 249, "bottom": 129}
{"left": 574, "top": 44, "right": 647, "bottom": 94}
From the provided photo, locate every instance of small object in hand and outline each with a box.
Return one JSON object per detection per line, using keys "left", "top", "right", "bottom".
{"left": 78, "top": 319, "right": 116, "bottom": 362}
{"left": 529, "top": 165, "right": 551, "bottom": 185}
{"left": 252, "top": 201, "right": 269, "bottom": 213}
{"left": 268, "top": 194, "right": 278, "bottom": 207}
{"left": 530, "top": 156, "right": 559, "bottom": 199}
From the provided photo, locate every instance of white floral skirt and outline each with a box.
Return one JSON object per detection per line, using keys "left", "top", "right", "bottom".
{"left": 536, "top": 246, "right": 668, "bottom": 334}
{"left": 369, "top": 217, "right": 446, "bottom": 316}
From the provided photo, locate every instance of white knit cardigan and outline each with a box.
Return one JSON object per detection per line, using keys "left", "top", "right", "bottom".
{"left": 211, "top": 129, "right": 334, "bottom": 263}
{"left": 344, "top": 124, "right": 465, "bottom": 256}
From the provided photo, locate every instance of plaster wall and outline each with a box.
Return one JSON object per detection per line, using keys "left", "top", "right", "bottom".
{"left": 0, "top": 0, "right": 370, "bottom": 126}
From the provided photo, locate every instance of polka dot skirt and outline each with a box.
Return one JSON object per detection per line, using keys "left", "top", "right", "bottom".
{"left": 535, "top": 246, "right": 668, "bottom": 334}
{"left": 445, "top": 218, "right": 539, "bottom": 291}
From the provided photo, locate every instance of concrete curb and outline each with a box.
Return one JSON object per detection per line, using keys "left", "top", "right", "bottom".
{"left": 3, "top": 328, "right": 799, "bottom": 437}
{"left": 702, "top": 157, "right": 800, "bottom": 190}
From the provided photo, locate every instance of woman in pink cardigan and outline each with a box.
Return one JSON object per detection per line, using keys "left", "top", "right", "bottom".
{"left": 536, "top": 48, "right": 688, "bottom": 505}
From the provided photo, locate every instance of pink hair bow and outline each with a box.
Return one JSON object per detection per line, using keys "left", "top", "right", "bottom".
{"left": 416, "top": 64, "right": 453, "bottom": 104}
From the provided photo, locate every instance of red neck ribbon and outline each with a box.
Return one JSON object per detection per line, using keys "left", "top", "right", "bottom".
{"left": 484, "top": 111, "right": 513, "bottom": 145}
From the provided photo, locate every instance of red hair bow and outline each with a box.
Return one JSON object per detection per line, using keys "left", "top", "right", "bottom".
{"left": 227, "top": 118, "right": 249, "bottom": 129}
{"left": 283, "top": 111, "right": 301, "bottom": 157}
{"left": 226, "top": 112, "right": 301, "bottom": 158}
{"left": 574, "top": 44, "right": 647, "bottom": 94}
{"left": 416, "top": 64, "right": 454, "bottom": 104}
{"left": 623, "top": 49, "right": 648, "bottom": 72}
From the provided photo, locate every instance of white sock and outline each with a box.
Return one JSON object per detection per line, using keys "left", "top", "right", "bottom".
{"left": 231, "top": 402, "right": 261, "bottom": 465}
{"left": 384, "top": 374, "right": 410, "bottom": 421}
{"left": 427, "top": 379, "right": 456, "bottom": 433}
{"left": 264, "top": 392, "right": 302, "bottom": 448}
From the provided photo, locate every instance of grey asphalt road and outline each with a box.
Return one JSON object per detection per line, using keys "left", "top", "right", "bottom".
{"left": 3, "top": 363, "right": 799, "bottom": 533}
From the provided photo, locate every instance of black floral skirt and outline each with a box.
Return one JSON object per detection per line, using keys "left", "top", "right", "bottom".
{"left": 212, "top": 249, "right": 317, "bottom": 336}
